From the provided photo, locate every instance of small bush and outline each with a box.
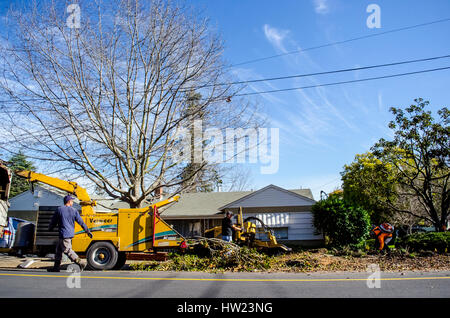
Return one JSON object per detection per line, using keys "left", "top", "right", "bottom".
{"left": 312, "top": 196, "right": 371, "bottom": 248}
{"left": 397, "top": 232, "right": 450, "bottom": 253}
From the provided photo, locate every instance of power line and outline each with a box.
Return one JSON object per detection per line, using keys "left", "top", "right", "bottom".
{"left": 233, "top": 66, "right": 450, "bottom": 97}
{"left": 312, "top": 177, "right": 342, "bottom": 190}
{"left": 230, "top": 17, "right": 450, "bottom": 68}
{"left": 205, "top": 54, "right": 450, "bottom": 88}
{"left": 1, "top": 65, "right": 449, "bottom": 108}
{"left": 1, "top": 53, "right": 447, "bottom": 102}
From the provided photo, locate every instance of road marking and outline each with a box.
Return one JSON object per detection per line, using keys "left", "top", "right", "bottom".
{"left": 0, "top": 272, "right": 450, "bottom": 283}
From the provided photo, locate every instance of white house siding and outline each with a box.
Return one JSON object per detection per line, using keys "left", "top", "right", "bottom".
{"left": 243, "top": 212, "right": 323, "bottom": 241}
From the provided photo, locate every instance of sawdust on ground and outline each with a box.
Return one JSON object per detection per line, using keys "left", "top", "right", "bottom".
{"left": 269, "top": 250, "right": 450, "bottom": 272}
{"left": 1, "top": 251, "right": 449, "bottom": 272}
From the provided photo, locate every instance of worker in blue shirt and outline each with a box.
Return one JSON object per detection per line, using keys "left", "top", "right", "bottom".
{"left": 47, "top": 195, "right": 93, "bottom": 272}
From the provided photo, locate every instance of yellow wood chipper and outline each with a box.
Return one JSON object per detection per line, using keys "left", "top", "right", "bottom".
{"left": 205, "top": 207, "right": 291, "bottom": 253}
{"left": 15, "top": 171, "right": 187, "bottom": 270}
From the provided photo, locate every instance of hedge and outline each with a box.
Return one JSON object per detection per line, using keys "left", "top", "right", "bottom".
{"left": 397, "top": 232, "right": 450, "bottom": 253}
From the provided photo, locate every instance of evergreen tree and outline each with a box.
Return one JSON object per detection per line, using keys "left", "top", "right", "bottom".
{"left": 8, "top": 152, "right": 36, "bottom": 197}
{"left": 180, "top": 91, "right": 222, "bottom": 193}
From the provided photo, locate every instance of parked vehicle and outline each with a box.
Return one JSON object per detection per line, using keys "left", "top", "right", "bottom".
{"left": 0, "top": 160, "right": 12, "bottom": 232}
{"left": 411, "top": 225, "right": 435, "bottom": 233}
{"left": 0, "top": 217, "right": 33, "bottom": 251}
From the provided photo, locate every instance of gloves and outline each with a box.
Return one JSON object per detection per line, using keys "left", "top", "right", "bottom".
{"left": 87, "top": 231, "right": 93, "bottom": 239}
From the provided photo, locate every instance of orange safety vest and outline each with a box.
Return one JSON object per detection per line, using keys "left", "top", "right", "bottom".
{"left": 372, "top": 226, "right": 393, "bottom": 250}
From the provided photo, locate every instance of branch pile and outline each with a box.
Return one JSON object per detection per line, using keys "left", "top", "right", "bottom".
{"left": 131, "top": 237, "right": 273, "bottom": 272}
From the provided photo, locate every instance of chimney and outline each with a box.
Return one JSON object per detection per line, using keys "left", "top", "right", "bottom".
{"left": 154, "top": 186, "right": 164, "bottom": 200}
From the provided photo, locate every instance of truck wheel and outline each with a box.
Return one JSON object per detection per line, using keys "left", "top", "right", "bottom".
{"left": 113, "top": 252, "right": 127, "bottom": 270}
{"left": 86, "top": 242, "right": 118, "bottom": 270}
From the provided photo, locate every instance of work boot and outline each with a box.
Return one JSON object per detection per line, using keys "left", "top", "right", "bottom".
{"left": 74, "top": 258, "right": 86, "bottom": 271}
{"left": 47, "top": 260, "right": 61, "bottom": 272}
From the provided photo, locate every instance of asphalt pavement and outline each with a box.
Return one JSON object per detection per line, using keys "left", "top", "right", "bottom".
{"left": 0, "top": 269, "right": 449, "bottom": 298}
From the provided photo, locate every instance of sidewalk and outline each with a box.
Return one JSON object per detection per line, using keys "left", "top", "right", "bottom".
{"left": 0, "top": 254, "right": 54, "bottom": 269}
{"left": 0, "top": 253, "right": 144, "bottom": 270}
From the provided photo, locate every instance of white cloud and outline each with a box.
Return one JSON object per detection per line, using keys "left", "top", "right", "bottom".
{"left": 259, "top": 23, "right": 360, "bottom": 149}
{"left": 263, "top": 24, "right": 290, "bottom": 53}
{"left": 378, "top": 91, "right": 383, "bottom": 112}
{"left": 313, "top": 0, "right": 330, "bottom": 14}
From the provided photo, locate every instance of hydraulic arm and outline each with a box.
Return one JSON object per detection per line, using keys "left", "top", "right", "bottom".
{"left": 15, "top": 170, "right": 97, "bottom": 214}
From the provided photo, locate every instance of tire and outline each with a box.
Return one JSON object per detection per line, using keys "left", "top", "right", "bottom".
{"left": 113, "top": 252, "right": 127, "bottom": 270}
{"left": 86, "top": 242, "right": 118, "bottom": 270}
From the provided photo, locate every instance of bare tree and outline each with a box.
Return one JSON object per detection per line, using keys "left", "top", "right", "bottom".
{"left": 390, "top": 188, "right": 429, "bottom": 232}
{"left": 220, "top": 165, "right": 254, "bottom": 192}
{"left": 0, "top": 0, "right": 261, "bottom": 207}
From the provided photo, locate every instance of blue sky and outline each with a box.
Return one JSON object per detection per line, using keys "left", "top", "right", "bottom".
{"left": 0, "top": 0, "right": 449, "bottom": 199}
{"left": 191, "top": 0, "right": 450, "bottom": 198}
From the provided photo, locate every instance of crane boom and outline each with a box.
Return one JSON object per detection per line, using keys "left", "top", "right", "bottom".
{"left": 15, "top": 170, "right": 96, "bottom": 214}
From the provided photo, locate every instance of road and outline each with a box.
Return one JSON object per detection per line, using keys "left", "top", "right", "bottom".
{"left": 0, "top": 269, "right": 449, "bottom": 298}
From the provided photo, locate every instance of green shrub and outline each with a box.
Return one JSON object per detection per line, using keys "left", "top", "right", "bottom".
{"left": 397, "top": 232, "right": 450, "bottom": 253}
{"left": 312, "top": 196, "right": 371, "bottom": 248}
{"left": 351, "top": 238, "right": 375, "bottom": 251}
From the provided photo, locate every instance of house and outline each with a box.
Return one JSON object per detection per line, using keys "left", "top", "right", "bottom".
{"left": 161, "top": 185, "right": 323, "bottom": 246}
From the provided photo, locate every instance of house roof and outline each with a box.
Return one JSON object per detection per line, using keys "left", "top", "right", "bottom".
{"left": 159, "top": 185, "right": 314, "bottom": 218}
{"left": 219, "top": 184, "right": 316, "bottom": 210}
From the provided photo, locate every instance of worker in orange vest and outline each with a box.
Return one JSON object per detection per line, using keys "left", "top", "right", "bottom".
{"left": 371, "top": 223, "right": 394, "bottom": 252}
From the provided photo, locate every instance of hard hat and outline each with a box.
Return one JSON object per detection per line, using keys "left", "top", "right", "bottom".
{"left": 380, "top": 223, "right": 394, "bottom": 233}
